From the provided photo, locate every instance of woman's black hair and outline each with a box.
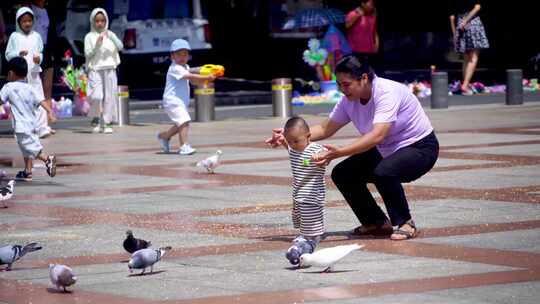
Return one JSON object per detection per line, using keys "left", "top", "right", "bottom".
{"left": 335, "top": 55, "right": 375, "bottom": 81}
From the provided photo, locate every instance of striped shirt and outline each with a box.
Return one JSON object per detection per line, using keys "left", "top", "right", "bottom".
{"left": 289, "top": 142, "right": 326, "bottom": 236}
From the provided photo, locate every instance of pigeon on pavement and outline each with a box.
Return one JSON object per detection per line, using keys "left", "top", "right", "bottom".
{"left": 196, "top": 150, "right": 222, "bottom": 173}
{"left": 123, "top": 230, "right": 152, "bottom": 254}
{"left": 128, "top": 246, "right": 171, "bottom": 275}
{"left": 299, "top": 244, "right": 364, "bottom": 273}
{"left": 0, "top": 180, "right": 15, "bottom": 208}
{"left": 0, "top": 243, "right": 42, "bottom": 271}
{"left": 49, "top": 264, "right": 77, "bottom": 292}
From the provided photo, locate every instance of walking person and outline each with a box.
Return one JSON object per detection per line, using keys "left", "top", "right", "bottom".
{"left": 450, "top": 0, "right": 489, "bottom": 95}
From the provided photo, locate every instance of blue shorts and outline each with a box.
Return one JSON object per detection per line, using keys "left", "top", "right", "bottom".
{"left": 16, "top": 132, "right": 43, "bottom": 159}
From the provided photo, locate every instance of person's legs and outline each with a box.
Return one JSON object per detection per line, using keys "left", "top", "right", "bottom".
{"left": 331, "top": 148, "right": 389, "bottom": 226}
{"left": 42, "top": 67, "right": 55, "bottom": 132}
{"left": 298, "top": 201, "right": 325, "bottom": 238}
{"left": 178, "top": 122, "right": 189, "bottom": 147}
{"left": 159, "top": 125, "right": 180, "bottom": 141}
{"left": 24, "top": 157, "right": 32, "bottom": 174}
{"left": 88, "top": 70, "right": 104, "bottom": 132}
{"left": 35, "top": 150, "right": 57, "bottom": 178}
{"left": 461, "top": 50, "right": 479, "bottom": 92}
{"left": 371, "top": 132, "right": 439, "bottom": 239}
{"left": 102, "top": 69, "right": 118, "bottom": 126}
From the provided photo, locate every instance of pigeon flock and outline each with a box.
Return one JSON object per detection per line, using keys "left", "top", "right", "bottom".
{"left": 0, "top": 150, "right": 366, "bottom": 295}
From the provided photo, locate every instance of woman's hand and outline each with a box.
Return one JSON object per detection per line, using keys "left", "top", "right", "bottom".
{"left": 265, "top": 128, "right": 285, "bottom": 148}
{"left": 33, "top": 54, "right": 40, "bottom": 64}
{"left": 312, "top": 144, "right": 339, "bottom": 167}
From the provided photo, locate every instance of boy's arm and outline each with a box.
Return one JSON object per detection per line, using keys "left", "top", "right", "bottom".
{"left": 39, "top": 99, "right": 57, "bottom": 123}
{"left": 188, "top": 67, "right": 201, "bottom": 74}
{"left": 183, "top": 73, "right": 215, "bottom": 85}
{"left": 107, "top": 30, "right": 124, "bottom": 51}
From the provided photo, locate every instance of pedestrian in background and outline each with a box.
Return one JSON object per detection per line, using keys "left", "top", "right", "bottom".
{"left": 85, "top": 8, "right": 123, "bottom": 134}
{"left": 450, "top": 0, "right": 489, "bottom": 95}
{"left": 345, "top": 0, "right": 379, "bottom": 66}
{"left": 5, "top": 6, "right": 52, "bottom": 138}
{"left": 32, "top": 0, "right": 56, "bottom": 135}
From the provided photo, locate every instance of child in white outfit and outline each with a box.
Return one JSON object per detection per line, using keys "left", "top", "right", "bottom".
{"left": 157, "top": 39, "right": 215, "bottom": 155}
{"left": 0, "top": 58, "right": 57, "bottom": 181}
{"left": 5, "top": 6, "right": 52, "bottom": 138}
{"left": 84, "top": 8, "right": 123, "bottom": 134}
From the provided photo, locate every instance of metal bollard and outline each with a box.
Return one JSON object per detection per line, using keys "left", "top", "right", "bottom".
{"left": 195, "top": 82, "right": 215, "bottom": 122}
{"left": 506, "top": 69, "right": 523, "bottom": 105}
{"left": 117, "top": 85, "right": 130, "bottom": 126}
{"left": 272, "top": 78, "right": 292, "bottom": 118}
{"left": 430, "top": 72, "right": 448, "bottom": 109}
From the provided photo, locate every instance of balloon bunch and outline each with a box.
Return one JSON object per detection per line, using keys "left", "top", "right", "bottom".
{"left": 61, "top": 50, "right": 88, "bottom": 98}
{"left": 302, "top": 39, "right": 334, "bottom": 81}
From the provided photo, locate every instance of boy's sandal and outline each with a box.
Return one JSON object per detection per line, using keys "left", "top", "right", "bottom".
{"left": 390, "top": 220, "right": 418, "bottom": 241}
{"left": 351, "top": 221, "right": 393, "bottom": 236}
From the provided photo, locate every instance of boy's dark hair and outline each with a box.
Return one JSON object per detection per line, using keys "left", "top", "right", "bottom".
{"left": 284, "top": 116, "right": 310, "bottom": 134}
{"left": 335, "top": 55, "right": 375, "bottom": 81}
{"left": 7, "top": 57, "right": 28, "bottom": 77}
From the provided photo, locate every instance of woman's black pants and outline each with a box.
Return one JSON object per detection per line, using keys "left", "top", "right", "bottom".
{"left": 331, "top": 132, "right": 439, "bottom": 227}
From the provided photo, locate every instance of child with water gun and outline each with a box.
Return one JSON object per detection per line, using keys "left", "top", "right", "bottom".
{"left": 156, "top": 39, "right": 223, "bottom": 155}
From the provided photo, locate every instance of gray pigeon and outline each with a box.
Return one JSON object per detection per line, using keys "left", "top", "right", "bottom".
{"left": 0, "top": 243, "right": 42, "bottom": 270}
{"left": 49, "top": 264, "right": 77, "bottom": 292}
{"left": 128, "top": 246, "right": 171, "bottom": 275}
{"left": 0, "top": 180, "right": 15, "bottom": 208}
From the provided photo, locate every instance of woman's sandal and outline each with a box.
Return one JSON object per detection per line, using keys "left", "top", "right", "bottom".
{"left": 390, "top": 220, "right": 418, "bottom": 241}
{"left": 350, "top": 221, "right": 393, "bottom": 237}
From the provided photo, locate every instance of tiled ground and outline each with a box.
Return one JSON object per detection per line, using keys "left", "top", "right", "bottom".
{"left": 1, "top": 103, "right": 539, "bottom": 303}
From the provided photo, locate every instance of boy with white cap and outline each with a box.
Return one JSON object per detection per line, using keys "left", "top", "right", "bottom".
{"left": 157, "top": 39, "right": 215, "bottom": 155}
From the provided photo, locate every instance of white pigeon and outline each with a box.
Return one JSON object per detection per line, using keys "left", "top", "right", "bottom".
{"left": 0, "top": 180, "right": 15, "bottom": 208}
{"left": 128, "top": 246, "right": 171, "bottom": 275}
{"left": 299, "top": 244, "right": 364, "bottom": 273}
{"left": 49, "top": 264, "right": 77, "bottom": 292}
{"left": 0, "top": 243, "right": 42, "bottom": 271}
{"left": 196, "top": 150, "right": 222, "bottom": 173}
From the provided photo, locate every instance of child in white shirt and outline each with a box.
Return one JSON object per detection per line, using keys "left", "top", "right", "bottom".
{"left": 157, "top": 39, "right": 215, "bottom": 155}
{"left": 0, "top": 57, "right": 57, "bottom": 181}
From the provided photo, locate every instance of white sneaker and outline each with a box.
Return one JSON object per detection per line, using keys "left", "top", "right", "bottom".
{"left": 103, "top": 126, "right": 114, "bottom": 134}
{"left": 92, "top": 125, "right": 102, "bottom": 133}
{"left": 178, "top": 144, "right": 196, "bottom": 155}
{"left": 157, "top": 134, "right": 170, "bottom": 153}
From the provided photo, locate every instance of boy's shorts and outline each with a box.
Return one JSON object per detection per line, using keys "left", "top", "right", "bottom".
{"left": 164, "top": 105, "right": 191, "bottom": 126}
{"left": 16, "top": 132, "right": 43, "bottom": 159}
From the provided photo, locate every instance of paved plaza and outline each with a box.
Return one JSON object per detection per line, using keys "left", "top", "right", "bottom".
{"left": 1, "top": 102, "right": 540, "bottom": 303}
